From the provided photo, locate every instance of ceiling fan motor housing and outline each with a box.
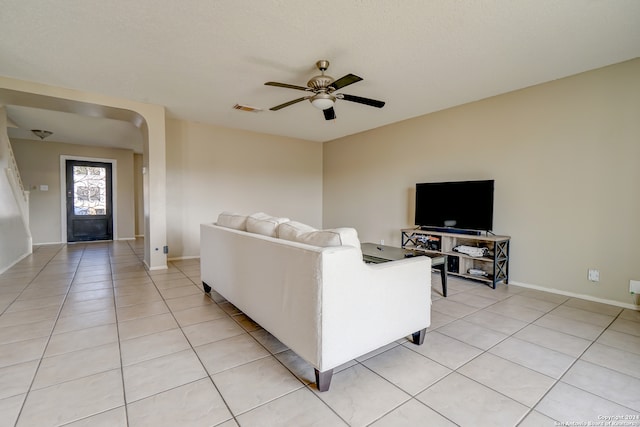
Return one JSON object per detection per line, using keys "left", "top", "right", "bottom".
{"left": 307, "top": 75, "right": 334, "bottom": 90}
{"left": 307, "top": 59, "right": 334, "bottom": 90}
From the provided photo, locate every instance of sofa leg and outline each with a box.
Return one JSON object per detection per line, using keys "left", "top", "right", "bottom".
{"left": 202, "top": 282, "right": 211, "bottom": 293}
{"left": 314, "top": 368, "right": 334, "bottom": 392}
{"left": 412, "top": 328, "right": 427, "bottom": 345}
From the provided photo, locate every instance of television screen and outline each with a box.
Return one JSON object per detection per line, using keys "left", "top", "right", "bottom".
{"left": 415, "top": 180, "right": 494, "bottom": 232}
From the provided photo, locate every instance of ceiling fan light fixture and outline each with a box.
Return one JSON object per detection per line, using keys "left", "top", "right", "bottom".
{"left": 310, "top": 93, "right": 335, "bottom": 110}
{"left": 31, "top": 129, "right": 53, "bottom": 140}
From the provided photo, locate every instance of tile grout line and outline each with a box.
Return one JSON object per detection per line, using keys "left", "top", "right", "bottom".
{"left": 523, "top": 308, "right": 637, "bottom": 419}
{"left": 11, "top": 243, "right": 86, "bottom": 427}
{"left": 170, "top": 258, "right": 353, "bottom": 425}
{"left": 0, "top": 245, "right": 70, "bottom": 317}
{"left": 429, "top": 289, "right": 633, "bottom": 425}
{"left": 134, "top": 250, "right": 241, "bottom": 426}
{"left": 4, "top": 245, "right": 638, "bottom": 426}
{"left": 19, "top": 243, "right": 139, "bottom": 426}
{"left": 111, "top": 244, "right": 132, "bottom": 427}
{"left": 515, "top": 299, "right": 626, "bottom": 421}
{"left": 405, "top": 288, "right": 571, "bottom": 425}
{"left": 402, "top": 289, "right": 539, "bottom": 425}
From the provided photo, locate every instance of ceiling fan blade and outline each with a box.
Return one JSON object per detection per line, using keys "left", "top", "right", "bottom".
{"left": 341, "top": 94, "right": 386, "bottom": 108}
{"left": 265, "top": 82, "right": 310, "bottom": 91}
{"left": 269, "top": 97, "right": 309, "bottom": 111}
{"left": 323, "top": 107, "right": 336, "bottom": 120}
{"left": 329, "top": 74, "right": 363, "bottom": 90}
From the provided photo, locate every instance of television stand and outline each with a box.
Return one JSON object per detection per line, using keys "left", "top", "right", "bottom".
{"left": 402, "top": 228, "right": 510, "bottom": 289}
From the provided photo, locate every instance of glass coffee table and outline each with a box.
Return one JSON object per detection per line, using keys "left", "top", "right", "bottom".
{"left": 361, "top": 243, "right": 448, "bottom": 297}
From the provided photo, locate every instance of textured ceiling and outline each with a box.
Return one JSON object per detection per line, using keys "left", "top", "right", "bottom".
{"left": 5, "top": 105, "right": 144, "bottom": 152}
{"left": 1, "top": 0, "right": 639, "bottom": 147}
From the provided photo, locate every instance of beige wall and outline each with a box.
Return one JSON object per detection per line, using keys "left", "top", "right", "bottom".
{"left": 133, "top": 153, "right": 144, "bottom": 236}
{"left": 323, "top": 59, "right": 640, "bottom": 306}
{"left": 165, "top": 119, "right": 323, "bottom": 258}
{"left": 11, "top": 139, "right": 135, "bottom": 244}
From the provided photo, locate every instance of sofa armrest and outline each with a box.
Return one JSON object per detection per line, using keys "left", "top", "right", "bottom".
{"left": 318, "top": 248, "right": 431, "bottom": 370}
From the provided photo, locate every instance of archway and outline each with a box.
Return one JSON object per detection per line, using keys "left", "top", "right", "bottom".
{"left": 0, "top": 80, "right": 167, "bottom": 270}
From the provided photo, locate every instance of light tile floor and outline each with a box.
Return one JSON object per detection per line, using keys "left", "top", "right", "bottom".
{"left": 1, "top": 239, "right": 639, "bottom": 426}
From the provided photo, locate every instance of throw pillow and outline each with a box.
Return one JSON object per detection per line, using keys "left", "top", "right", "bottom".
{"left": 246, "top": 212, "right": 290, "bottom": 237}
{"left": 216, "top": 212, "right": 247, "bottom": 230}
{"left": 278, "top": 221, "right": 317, "bottom": 242}
{"left": 296, "top": 227, "right": 360, "bottom": 248}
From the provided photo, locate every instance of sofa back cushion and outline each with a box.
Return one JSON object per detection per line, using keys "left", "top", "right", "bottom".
{"left": 246, "top": 212, "right": 290, "bottom": 237}
{"left": 278, "top": 221, "right": 317, "bottom": 242}
{"left": 216, "top": 212, "right": 248, "bottom": 230}
{"left": 217, "top": 211, "right": 361, "bottom": 251}
{"left": 296, "top": 227, "right": 360, "bottom": 248}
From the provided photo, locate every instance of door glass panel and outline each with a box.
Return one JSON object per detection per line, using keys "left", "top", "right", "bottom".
{"left": 73, "top": 165, "right": 107, "bottom": 216}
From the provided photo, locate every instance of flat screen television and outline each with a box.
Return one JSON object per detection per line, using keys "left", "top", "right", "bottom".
{"left": 415, "top": 180, "right": 494, "bottom": 233}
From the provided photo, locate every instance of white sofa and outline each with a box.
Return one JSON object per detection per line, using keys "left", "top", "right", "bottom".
{"left": 200, "top": 212, "right": 431, "bottom": 391}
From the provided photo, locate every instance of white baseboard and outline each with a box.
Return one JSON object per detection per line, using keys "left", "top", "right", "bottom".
{"left": 167, "top": 256, "right": 200, "bottom": 261}
{"left": 510, "top": 280, "right": 640, "bottom": 311}
{"left": 0, "top": 250, "right": 32, "bottom": 275}
{"left": 145, "top": 261, "right": 168, "bottom": 271}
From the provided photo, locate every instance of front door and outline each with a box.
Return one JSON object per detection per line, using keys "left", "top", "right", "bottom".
{"left": 66, "top": 160, "right": 113, "bottom": 242}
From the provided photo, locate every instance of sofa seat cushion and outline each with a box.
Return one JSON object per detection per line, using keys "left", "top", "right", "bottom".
{"left": 278, "top": 221, "right": 317, "bottom": 242}
{"left": 246, "top": 212, "right": 290, "bottom": 237}
{"left": 216, "top": 212, "right": 248, "bottom": 230}
{"left": 296, "top": 227, "right": 360, "bottom": 248}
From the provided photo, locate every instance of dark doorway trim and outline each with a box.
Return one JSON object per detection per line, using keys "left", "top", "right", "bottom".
{"left": 60, "top": 155, "right": 118, "bottom": 242}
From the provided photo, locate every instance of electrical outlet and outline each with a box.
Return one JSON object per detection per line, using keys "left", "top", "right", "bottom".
{"left": 380, "top": 239, "right": 385, "bottom": 245}
{"left": 588, "top": 269, "right": 600, "bottom": 282}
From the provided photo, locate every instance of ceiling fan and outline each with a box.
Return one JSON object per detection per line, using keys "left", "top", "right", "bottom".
{"left": 265, "top": 60, "right": 385, "bottom": 120}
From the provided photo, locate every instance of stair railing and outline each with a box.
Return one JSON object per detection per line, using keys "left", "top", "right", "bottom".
{"left": 1, "top": 108, "right": 30, "bottom": 230}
